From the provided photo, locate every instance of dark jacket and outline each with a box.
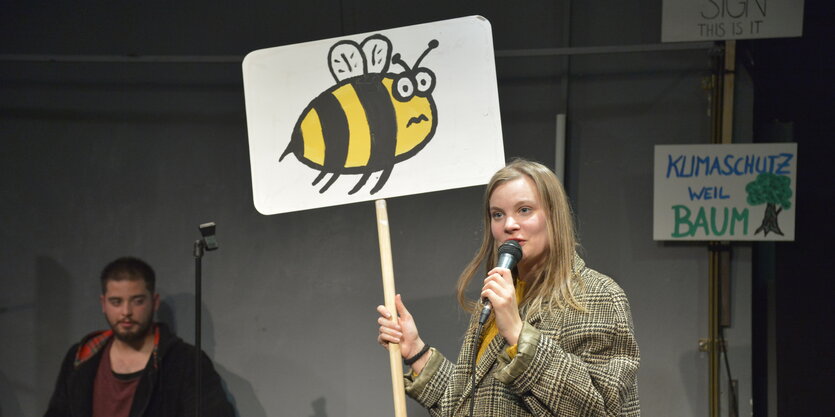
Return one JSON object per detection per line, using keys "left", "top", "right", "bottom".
{"left": 44, "top": 323, "right": 234, "bottom": 417}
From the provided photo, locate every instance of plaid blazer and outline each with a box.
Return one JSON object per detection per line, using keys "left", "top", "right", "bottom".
{"left": 404, "top": 256, "right": 640, "bottom": 416}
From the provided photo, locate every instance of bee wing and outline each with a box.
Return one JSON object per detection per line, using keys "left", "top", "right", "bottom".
{"left": 361, "top": 34, "right": 392, "bottom": 74}
{"left": 328, "top": 40, "right": 365, "bottom": 82}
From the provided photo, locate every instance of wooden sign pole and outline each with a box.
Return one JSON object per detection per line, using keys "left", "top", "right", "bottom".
{"left": 375, "top": 199, "right": 408, "bottom": 417}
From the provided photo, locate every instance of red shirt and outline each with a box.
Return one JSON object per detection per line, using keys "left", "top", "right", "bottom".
{"left": 92, "top": 341, "right": 142, "bottom": 417}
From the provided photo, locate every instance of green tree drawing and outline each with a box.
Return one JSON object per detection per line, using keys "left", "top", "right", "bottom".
{"left": 745, "top": 173, "right": 793, "bottom": 236}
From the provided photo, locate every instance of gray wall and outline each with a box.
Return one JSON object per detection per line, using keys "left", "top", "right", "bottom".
{"left": 1, "top": 1, "right": 752, "bottom": 416}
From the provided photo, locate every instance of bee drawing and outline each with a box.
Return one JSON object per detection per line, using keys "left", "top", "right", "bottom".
{"left": 279, "top": 34, "right": 439, "bottom": 194}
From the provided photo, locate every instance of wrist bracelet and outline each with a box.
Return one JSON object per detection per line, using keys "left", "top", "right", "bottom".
{"left": 403, "top": 344, "right": 431, "bottom": 366}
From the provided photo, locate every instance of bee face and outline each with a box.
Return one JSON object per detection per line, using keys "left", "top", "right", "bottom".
{"left": 383, "top": 70, "right": 436, "bottom": 158}
{"left": 280, "top": 35, "right": 439, "bottom": 195}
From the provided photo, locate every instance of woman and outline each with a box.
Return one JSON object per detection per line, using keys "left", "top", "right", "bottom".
{"left": 376, "top": 159, "right": 640, "bottom": 416}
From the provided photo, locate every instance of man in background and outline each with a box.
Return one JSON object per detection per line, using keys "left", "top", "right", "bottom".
{"left": 44, "top": 257, "right": 234, "bottom": 417}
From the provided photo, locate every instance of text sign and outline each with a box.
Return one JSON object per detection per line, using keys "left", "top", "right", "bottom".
{"left": 653, "top": 143, "right": 797, "bottom": 241}
{"left": 243, "top": 16, "right": 504, "bottom": 215}
{"left": 662, "top": 0, "right": 805, "bottom": 42}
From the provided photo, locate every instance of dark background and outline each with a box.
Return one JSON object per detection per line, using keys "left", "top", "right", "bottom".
{"left": 744, "top": 0, "right": 834, "bottom": 415}
{"left": 1, "top": 0, "right": 832, "bottom": 416}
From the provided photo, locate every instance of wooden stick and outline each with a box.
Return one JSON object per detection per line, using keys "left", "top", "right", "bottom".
{"left": 375, "top": 199, "right": 408, "bottom": 417}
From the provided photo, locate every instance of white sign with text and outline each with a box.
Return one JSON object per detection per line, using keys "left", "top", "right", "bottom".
{"left": 654, "top": 143, "right": 797, "bottom": 241}
{"left": 662, "top": 0, "right": 804, "bottom": 42}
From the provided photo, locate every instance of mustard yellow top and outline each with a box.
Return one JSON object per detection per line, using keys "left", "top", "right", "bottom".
{"left": 477, "top": 280, "right": 526, "bottom": 362}
{"left": 411, "top": 281, "right": 526, "bottom": 378}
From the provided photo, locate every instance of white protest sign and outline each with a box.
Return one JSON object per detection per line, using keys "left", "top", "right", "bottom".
{"left": 661, "top": 0, "right": 804, "bottom": 42}
{"left": 243, "top": 16, "right": 504, "bottom": 215}
{"left": 653, "top": 143, "right": 797, "bottom": 241}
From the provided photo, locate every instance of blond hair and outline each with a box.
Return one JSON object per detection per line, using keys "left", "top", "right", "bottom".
{"left": 455, "top": 159, "right": 585, "bottom": 317}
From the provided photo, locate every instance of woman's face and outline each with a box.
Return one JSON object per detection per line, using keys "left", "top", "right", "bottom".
{"left": 489, "top": 176, "right": 549, "bottom": 272}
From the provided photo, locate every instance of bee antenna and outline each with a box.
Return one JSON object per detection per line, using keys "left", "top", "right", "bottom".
{"left": 414, "top": 39, "right": 439, "bottom": 68}
{"left": 391, "top": 53, "right": 411, "bottom": 72}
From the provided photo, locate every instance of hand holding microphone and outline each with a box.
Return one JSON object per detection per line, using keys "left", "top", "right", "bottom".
{"left": 479, "top": 240, "right": 523, "bottom": 325}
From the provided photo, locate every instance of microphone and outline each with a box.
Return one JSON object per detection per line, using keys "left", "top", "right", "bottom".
{"left": 479, "top": 240, "right": 523, "bottom": 324}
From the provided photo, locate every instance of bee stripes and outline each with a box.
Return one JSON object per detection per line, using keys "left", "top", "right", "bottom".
{"left": 291, "top": 90, "right": 349, "bottom": 171}
{"left": 351, "top": 77, "right": 398, "bottom": 171}
{"left": 287, "top": 75, "right": 399, "bottom": 175}
{"left": 297, "top": 108, "right": 326, "bottom": 165}
{"left": 332, "top": 84, "right": 372, "bottom": 168}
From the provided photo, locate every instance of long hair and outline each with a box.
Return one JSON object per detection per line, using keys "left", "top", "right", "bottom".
{"left": 455, "top": 159, "right": 585, "bottom": 317}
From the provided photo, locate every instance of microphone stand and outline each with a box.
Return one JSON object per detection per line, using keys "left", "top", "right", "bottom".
{"left": 193, "top": 222, "right": 218, "bottom": 417}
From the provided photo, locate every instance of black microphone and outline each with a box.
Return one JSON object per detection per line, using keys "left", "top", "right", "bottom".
{"left": 479, "top": 240, "right": 523, "bottom": 324}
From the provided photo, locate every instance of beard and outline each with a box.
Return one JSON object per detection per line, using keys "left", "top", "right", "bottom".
{"left": 108, "top": 316, "right": 154, "bottom": 343}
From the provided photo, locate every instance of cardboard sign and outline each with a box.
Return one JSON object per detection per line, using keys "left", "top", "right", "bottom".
{"left": 653, "top": 143, "right": 797, "bottom": 241}
{"left": 662, "top": 0, "right": 804, "bottom": 42}
{"left": 243, "top": 16, "right": 505, "bottom": 215}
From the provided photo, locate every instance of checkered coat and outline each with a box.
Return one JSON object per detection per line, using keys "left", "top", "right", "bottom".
{"left": 404, "top": 256, "right": 640, "bottom": 416}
